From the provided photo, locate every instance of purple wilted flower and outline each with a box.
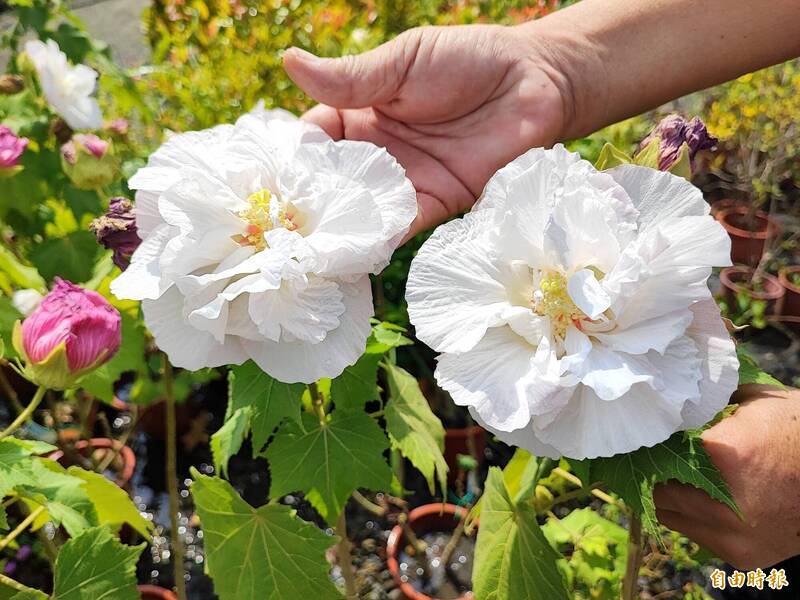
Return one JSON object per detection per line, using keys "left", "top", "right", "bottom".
{"left": 90, "top": 197, "right": 141, "bottom": 270}
{"left": 639, "top": 115, "right": 718, "bottom": 172}
{"left": 0, "top": 125, "right": 28, "bottom": 170}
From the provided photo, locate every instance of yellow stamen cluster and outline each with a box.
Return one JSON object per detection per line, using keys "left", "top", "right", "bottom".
{"left": 233, "top": 189, "right": 297, "bottom": 251}
{"left": 532, "top": 271, "right": 586, "bottom": 339}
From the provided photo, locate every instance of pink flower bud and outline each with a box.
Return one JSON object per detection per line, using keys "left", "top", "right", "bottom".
{"left": 0, "top": 125, "right": 28, "bottom": 171}
{"left": 108, "top": 118, "right": 129, "bottom": 136}
{"left": 60, "top": 134, "right": 118, "bottom": 190}
{"left": 14, "top": 278, "right": 121, "bottom": 389}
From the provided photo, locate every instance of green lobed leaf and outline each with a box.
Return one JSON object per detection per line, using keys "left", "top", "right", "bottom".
{"left": 227, "top": 361, "right": 305, "bottom": 455}
{"left": 50, "top": 526, "right": 144, "bottom": 600}
{"left": 0, "top": 438, "right": 57, "bottom": 529}
{"left": 473, "top": 468, "right": 569, "bottom": 600}
{"left": 384, "top": 363, "right": 448, "bottom": 495}
{"left": 67, "top": 467, "right": 153, "bottom": 539}
{"left": 190, "top": 471, "right": 340, "bottom": 600}
{"left": 366, "top": 321, "right": 413, "bottom": 354}
{"left": 575, "top": 430, "right": 739, "bottom": 537}
{"left": 265, "top": 410, "right": 393, "bottom": 523}
{"left": 211, "top": 406, "right": 250, "bottom": 477}
{"left": 0, "top": 246, "right": 45, "bottom": 292}
{"left": 330, "top": 353, "right": 381, "bottom": 411}
{"left": 737, "top": 346, "right": 785, "bottom": 387}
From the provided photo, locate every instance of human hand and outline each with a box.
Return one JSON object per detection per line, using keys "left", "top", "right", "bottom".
{"left": 283, "top": 25, "right": 577, "bottom": 236}
{"left": 655, "top": 384, "right": 800, "bottom": 570}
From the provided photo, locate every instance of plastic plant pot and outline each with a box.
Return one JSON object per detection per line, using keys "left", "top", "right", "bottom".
{"left": 386, "top": 503, "right": 474, "bottom": 600}
{"left": 47, "top": 437, "right": 136, "bottom": 488}
{"left": 778, "top": 266, "right": 800, "bottom": 333}
{"left": 716, "top": 207, "right": 781, "bottom": 267}
{"left": 138, "top": 585, "right": 178, "bottom": 600}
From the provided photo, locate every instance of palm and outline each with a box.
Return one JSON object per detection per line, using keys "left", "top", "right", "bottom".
{"left": 290, "top": 26, "right": 566, "bottom": 235}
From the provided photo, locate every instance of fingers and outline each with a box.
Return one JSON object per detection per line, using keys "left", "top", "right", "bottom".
{"left": 283, "top": 32, "right": 416, "bottom": 109}
{"left": 300, "top": 104, "right": 343, "bottom": 140}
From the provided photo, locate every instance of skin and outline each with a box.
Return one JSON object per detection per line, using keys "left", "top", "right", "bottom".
{"left": 282, "top": 0, "right": 800, "bottom": 568}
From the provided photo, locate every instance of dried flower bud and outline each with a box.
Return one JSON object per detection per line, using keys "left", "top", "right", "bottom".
{"left": 90, "top": 198, "right": 141, "bottom": 270}
{"left": 13, "top": 278, "right": 121, "bottom": 390}
{"left": 0, "top": 75, "right": 24, "bottom": 95}
{"left": 61, "top": 133, "right": 119, "bottom": 189}
{"left": 639, "top": 114, "right": 718, "bottom": 172}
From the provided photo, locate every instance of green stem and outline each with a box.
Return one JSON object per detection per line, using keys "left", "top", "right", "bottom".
{"left": 621, "top": 513, "right": 643, "bottom": 600}
{"left": 0, "top": 505, "right": 45, "bottom": 552}
{"left": 308, "top": 382, "right": 325, "bottom": 425}
{"left": 0, "top": 386, "right": 46, "bottom": 440}
{"left": 0, "top": 572, "right": 41, "bottom": 595}
{"left": 336, "top": 509, "right": 358, "bottom": 599}
{"left": 163, "top": 356, "right": 187, "bottom": 600}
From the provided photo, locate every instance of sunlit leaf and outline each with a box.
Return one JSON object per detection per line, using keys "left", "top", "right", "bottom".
{"left": 330, "top": 353, "right": 380, "bottom": 411}
{"left": 266, "top": 410, "right": 392, "bottom": 523}
{"left": 191, "top": 471, "right": 340, "bottom": 600}
{"left": 473, "top": 468, "right": 569, "bottom": 600}
{"left": 384, "top": 363, "right": 447, "bottom": 495}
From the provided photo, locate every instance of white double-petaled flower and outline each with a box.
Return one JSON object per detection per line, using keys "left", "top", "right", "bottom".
{"left": 112, "top": 108, "right": 416, "bottom": 382}
{"left": 407, "top": 145, "right": 738, "bottom": 459}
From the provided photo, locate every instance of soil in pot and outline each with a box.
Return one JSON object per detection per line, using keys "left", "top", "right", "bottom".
{"left": 716, "top": 207, "right": 781, "bottom": 267}
{"left": 387, "top": 504, "right": 475, "bottom": 600}
{"left": 719, "top": 266, "right": 784, "bottom": 317}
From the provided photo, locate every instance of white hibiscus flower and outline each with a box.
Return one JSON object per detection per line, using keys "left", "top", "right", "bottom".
{"left": 24, "top": 39, "right": 102, "bottom": 131}
{"left": 406, "top": 145, "right": 738, "bottom": 459}
{"left": 111, "top": 108, "right": 416, "bottom": 382}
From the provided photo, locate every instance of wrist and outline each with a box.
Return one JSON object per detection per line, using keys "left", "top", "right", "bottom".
{"left": 511, "top": 15, "right": 608, "bottom": 142}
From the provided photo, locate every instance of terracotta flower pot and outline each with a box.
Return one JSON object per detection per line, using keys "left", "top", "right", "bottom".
{"left": 444, "top": 426, "right": 486, "bottom": 484}
{"left": 716, "top": 207, "right": 781, "bottom": 267}
{"left": 138, "top": 585, "right": 178, "bottom": 600}
{"left": 719, "top": 266, "right": 784, "bottom": 317}
{"left": 386, "top": 503, "right": 474, "bottom": 600}
{"left": 47, "top": 438, "right": 136, "bottom": 488}
{"left": 709, "top": 198, "right": 744, "bottom": 216}
{"left": 778, "top": 266, "right": 800, "bottom": 333}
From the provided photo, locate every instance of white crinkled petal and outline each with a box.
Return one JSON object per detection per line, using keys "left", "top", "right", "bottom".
{"left": 242, "top": 277, "right": 373, "bottom": 383}
{"left": 592, "top": 309, "right": 695, "bottom": 355}
{"left": 567, "top": 269, "right": 610, "bottom": 320}
{"left": 142, "top": 286, "right": 248, "bottom": 371}
{"left": 291, "top": 140, "right": 417, "bottom": 276}
{"left": 248, "top": 275, "right": 345, "bottom": 344}
{"left": 435, "top": 327, "right": 572, "bottom": 432}
{"left": 406, "top": 209, "right": 530, "bottom": 353}
{"left": 110, "top": 223, "right": 173, "bottom": 300}
{"left": 680, "top": 299, "right": 739, "bottom": 428}
{"left": 607, "top": 164, "right": 709, "bottom": 231}
{"left": 533, "top": 383, "right": 685, "bottom": 459}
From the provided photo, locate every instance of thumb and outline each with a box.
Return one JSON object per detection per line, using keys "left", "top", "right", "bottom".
{"left": 283, "top": 35, "right": 412, "bottom": 109}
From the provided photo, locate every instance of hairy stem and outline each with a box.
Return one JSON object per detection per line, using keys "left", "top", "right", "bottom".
{"left": 622, "top": 513, "right": 643, "bottom": 600}
{"left": 336, "top": 509, "right": 358, "bottom": 599}
{"left": 163, "top": 356, "right": 187, "bottom": 600}
{"left": 351, "top": 490, "right": 385, "bottom": 516}
{"left": 0, "top": 386, "right": 46, "bottom": 440}
{"left": 0, "top": 505, "right": 45, "bottom": 552}
{"left": 308, "top": 382, "right": 325, "bottom": 425}
{"left": 0, "top": 572, "right": 41, "bottom": 595}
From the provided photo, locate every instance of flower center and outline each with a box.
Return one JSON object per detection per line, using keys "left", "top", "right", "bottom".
{"left": 531, "top": 271, "right": 586, "bottom": 340}
{"left": 233, "top": 189, "right": 299, "bottom": 251}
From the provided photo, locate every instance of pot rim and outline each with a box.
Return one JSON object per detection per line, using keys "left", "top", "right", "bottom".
{"left": 719, "top": 266, "right": 785, "bottom": 301}
{"left": 47, "top": 437, "right": 136, "bottom": 486}
{"left": 137, "top": 585, "right": 178, "bottom": 600}
{"left": 716, "top": 207, "right": 780, "bottom": 240}
{"left": 386, "top": 503, "right": 473, "bottom": 600}
{"left": 779, "top": 266, "right": 800, "bottom": 294}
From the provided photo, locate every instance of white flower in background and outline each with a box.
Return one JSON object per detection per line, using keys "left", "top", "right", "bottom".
{"left": 24, "top": 39, "right": 102, "bottom": 131}
{"left": 407, "top": 145, "right": 738, "bottom": 459}
{"left": 12, "top": 289, "right": 44, "bottom": 316}
{"left": 111, "top": 108, "right": 416, "bottom": 382}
